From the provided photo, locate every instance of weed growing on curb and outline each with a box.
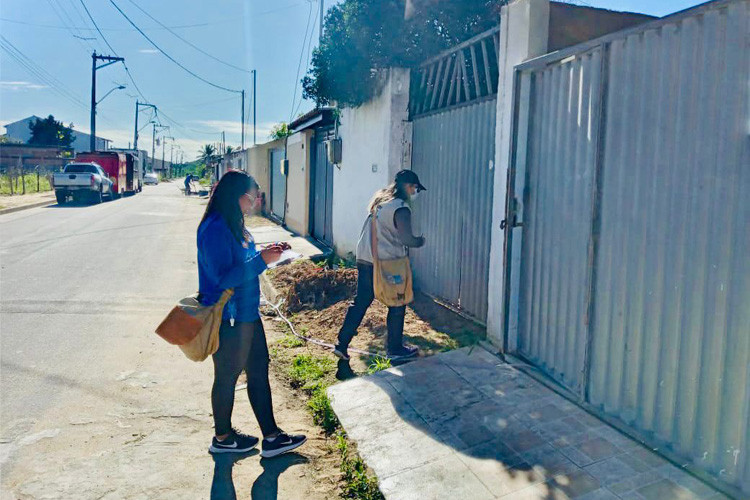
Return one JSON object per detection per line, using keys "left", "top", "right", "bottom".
{"left": 308, "top": 386, "right": 339, "bottom": 434}
{"left": 288, "top": 354, "right": 334, "bottom": 390}
{"left": 366, "top": 356, "right": 392, "bottom": 375}
{"left": 338, "top": 433, "right": 384, "bottom": 500}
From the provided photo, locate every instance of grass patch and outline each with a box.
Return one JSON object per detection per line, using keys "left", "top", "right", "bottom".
{"left": 308, "top": 386, "right": 339, "bottom": 434}
{"left": 277, "top": 334, "right": 305, "bottom": 348}
{"left": 288, "top": 354, "right": 334, "bottom": 390}
{"left": 0, "top": 174, "right": 53, "bottom": 195}
{"left": 338, "top": 433, "right": 384, "bottom": 500}
{"left": 366, "top": 356, "right": 391, "bottom": 375}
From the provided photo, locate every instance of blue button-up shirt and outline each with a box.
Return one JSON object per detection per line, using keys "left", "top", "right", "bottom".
{"left": 197, "top": 213, "right": 267, "bottom": 322}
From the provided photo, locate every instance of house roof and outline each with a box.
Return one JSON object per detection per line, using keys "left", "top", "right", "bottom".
{"left": 4, "top": 115, "right": 111, "bottom": 142}
{"left": 289, "top": 107, "right": 336, "bottom": 132}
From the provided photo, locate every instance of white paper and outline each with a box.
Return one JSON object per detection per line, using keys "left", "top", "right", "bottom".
{"left": 267, "top": 250, "right": 302, "bottom": 269}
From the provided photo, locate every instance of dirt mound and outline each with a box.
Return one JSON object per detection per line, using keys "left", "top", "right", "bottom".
{"left": 274, "top": 260, "right": 357, "bottom": 313}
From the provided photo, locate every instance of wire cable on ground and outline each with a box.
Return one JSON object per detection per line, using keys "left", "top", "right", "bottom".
{"left": 108, "top": 0, "right": 242, "bottom": 94}
{"left": 261, "top": 293, "right": 384, "bottom": 359}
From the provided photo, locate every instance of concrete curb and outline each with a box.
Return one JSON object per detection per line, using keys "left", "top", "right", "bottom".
{"left": 259, "top": 273, "right": 283, "bottom": 306}
{"left": 0, "top": 198, "right": 56, "bottom": 216}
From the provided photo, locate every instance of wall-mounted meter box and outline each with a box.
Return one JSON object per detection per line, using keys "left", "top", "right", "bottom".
{"left": 280, "top": 158, "right": 289, "bottom": 176}
{"left": 325, "top": 138, "right": 342, "bottom": 164}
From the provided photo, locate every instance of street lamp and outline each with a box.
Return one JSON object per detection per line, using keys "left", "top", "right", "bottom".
{"left": 96, "top": 85, "right": 126, "bottom": 105}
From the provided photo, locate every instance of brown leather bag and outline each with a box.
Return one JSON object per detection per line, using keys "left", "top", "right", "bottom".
{"left": 155, "top": 289, "right": 233, "bottom": 362}
{"left": 370, "top": 214, "right": 414, "bottom": 307}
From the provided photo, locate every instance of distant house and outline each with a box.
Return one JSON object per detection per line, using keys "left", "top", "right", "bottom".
{"left": 3, "top": 115, "right": 111, "bottom": 153}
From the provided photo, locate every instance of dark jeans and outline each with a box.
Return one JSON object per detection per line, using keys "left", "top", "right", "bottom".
{"left": 212, "top": 320, "right": 278, "bottom": 437}
{"left": 337, "top": 262, "right": 406, "bottom": 352}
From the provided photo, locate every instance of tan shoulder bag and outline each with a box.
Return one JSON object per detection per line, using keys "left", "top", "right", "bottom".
{"left": 155, "top": 289, "right": 234, "bottom": 362}
{"left": 370, "top": 212, "right": 414, "bottom": 307}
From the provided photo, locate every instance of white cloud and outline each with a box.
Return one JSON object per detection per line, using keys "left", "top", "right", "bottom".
{"left": 193, "top": 120, "right": 275, "bottom": 140}
{"left": 0, "top": 81, "right": 48, "bottom": 91}
{"left": 138, "top": 49, "right": 159, "bottom": 54}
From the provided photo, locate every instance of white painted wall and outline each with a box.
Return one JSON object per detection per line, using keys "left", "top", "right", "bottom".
{"left": 332, "top": 68, "right": 411, "bottom": 257}
{"left": 487, "top": 0, "right": 550, "bottom": 348}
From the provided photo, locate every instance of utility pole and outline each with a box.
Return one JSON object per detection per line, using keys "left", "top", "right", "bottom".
{"left": 133, "top": 101, "right": 156, "bottom": 150}
{"left": 241, "top": 89, "right": 245, "bottom": 150}
{"left": 150, "top": 123, "right": 168, "bottom": 172}
{"left": 320, "top": 0, "right": 324, "bottom": 43}
{"left": 90, "top": 52, "right": 124, "bottom": 151}
{"left": 252, "top": 70, "right": 257, "bottom": 145}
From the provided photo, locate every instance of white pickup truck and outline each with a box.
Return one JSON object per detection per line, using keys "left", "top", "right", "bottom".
{"left": 52, "top": 163, "right": 114, "bottom": 205}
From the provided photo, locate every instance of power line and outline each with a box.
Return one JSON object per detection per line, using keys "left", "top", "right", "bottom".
{"left": 125, "top": 0, "right": 251, "bottom": 74}
{"left": 108, "top": 0, "right": 242, "bottom": 94}
{"left": 290, "top": 0, "right": 314, "bottom": 122}
{"left": 293, "top": 2, "right": 319, "bottom": 119}
{"left": 78, "top": 0, "right": 119, "bottom": 55}
{"left": 0, "top": 36, "right": 89, "bottom": 110}
{"left": 0, "top": 17, "right": 227, "bottom": 31}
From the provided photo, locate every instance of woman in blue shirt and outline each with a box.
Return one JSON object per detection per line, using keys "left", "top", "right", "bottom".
{"left": 198, "top": 170, "right": 306, "bottom": 458}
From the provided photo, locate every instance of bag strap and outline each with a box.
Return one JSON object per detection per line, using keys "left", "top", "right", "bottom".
{"left": 370, "top": 210, "right": 380, "bottom": 265}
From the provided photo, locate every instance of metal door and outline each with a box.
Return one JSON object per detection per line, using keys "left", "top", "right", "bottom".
{"left": 312, "top": 127, "right": 334, "bottom": 245}
{"left": 408, "top": 27, "right": 500, "bottom": 323}
{"left": 269, "top": 148, "right": 286, "bottom": 220}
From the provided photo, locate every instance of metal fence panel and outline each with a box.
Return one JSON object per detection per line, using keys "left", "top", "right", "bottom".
{"left": 516, "top": 49, "right": 603, "bottom": 393}
{"left": 588, "top": 1, "right": 750, "bottom": 491}
{"left": 510, "top": 0, "right": 750, "bottom": 494}
{"left": 411, "top": 98, "right": 496, "bottom": 321}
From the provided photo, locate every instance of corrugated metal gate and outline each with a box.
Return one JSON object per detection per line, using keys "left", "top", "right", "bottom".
{"left": 505, "top": 1, "right": 750, "bottom": 495}
{"left": 269, "top": 148, "right": 286, "bottom": 220}
{"left": 312, "top": 127, "right": 335, "bottom": 245}
{"left": 409, "top": 27, "right": 500, "bottom": 322}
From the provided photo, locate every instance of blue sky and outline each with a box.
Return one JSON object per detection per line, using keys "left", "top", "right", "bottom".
{"left": 0, "top": 0, "right": 707, "bottom": 160}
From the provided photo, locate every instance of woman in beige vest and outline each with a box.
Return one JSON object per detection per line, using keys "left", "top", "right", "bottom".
{"left": 333, "top": 170, "right": 427, "bottom": 360}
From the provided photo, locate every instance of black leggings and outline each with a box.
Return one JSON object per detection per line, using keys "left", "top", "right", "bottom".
{"left": 337, "top": 262, "right": 406, "bottom": 352}
{"left": 211, "top": 320, "right": 278, "bottom": 437}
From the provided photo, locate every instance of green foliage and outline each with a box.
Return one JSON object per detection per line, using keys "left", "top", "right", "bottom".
{"left": 288, "top": 354, "right": 334, "bottom": 390}
{"left": 302, "top": 0, "right": 502, "bottom": 107}
{"left": 367, "top": 356, "right": 392, "bottom": 375}
{"left": 199, "top": 144, "right": 217, "bottom": 165}
{"left": 277, "top": 334, "right": 305, "bottom": 348}
{"left": 28, "top": 115, "right": 75, "bottom": 147}
{"left": 269, "top": 122, "right": 292, "bottom": 140}
{"left": 338, "top": 433, "right": 384, "bottom": 499}
{"left": 308, "top": 386, "right": 339, "bottom": 434}
{"left": 0, "top": 173, "right": 53, "bottom": 195}
{"left": 225, "top": 146, "right": 235, "bottom": 155}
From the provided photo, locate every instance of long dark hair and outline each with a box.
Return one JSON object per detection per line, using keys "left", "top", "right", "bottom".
{"left": 200, "top": 170, "right": 258, "bottom": 243}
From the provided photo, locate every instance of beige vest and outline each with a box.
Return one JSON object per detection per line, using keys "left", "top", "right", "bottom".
{"left": 356, "top": 198, "right": 408, "bottom": 263}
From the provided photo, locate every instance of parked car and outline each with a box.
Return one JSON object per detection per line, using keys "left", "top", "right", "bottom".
{"left": 52, "top": 163, "right": 113, "bottom": 205}
{"left": 144, "top": 173, "right": 159, "bottom": 185}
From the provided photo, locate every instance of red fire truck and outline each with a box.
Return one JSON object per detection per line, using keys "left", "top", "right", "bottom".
{"left": 75, "top": 152, "right": 128, "bottom": 198}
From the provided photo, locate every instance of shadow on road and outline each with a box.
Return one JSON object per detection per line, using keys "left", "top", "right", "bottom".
{"left": 210, "top": 451, "right": 308, "bottom": 500}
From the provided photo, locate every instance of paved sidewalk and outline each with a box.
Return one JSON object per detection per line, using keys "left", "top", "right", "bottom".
{"left": 0, "top": 192, "right": 55, "bottom": 214}
{"left": 328, "top": 347, "right": 726, "bottom": 500}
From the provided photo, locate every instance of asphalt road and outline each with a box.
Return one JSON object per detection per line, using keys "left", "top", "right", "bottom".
{"left": 0, "top": 183, "right": 324, "bottom": 499}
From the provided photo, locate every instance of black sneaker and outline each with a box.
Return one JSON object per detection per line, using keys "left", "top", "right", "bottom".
{"left": 387, "top": 344, "right": 419, "bottom": 359}
{"left": 209, "top": 430, "right": 259, "bottom": 454}
{"left": 261, "top": 431, "right": 307, "bottom": 458}
{"left": 333, "top": 344, "right": 350, "bottom": 361}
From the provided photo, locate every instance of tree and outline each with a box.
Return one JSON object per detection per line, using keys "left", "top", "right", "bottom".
{"left": 199, "top": 144, "right": 216, "bottom": 164}
{"left": 225, "top": 146, "right": 235, "bottom": 155}
{"left": 28, "top": 115, "right": 76, "bottom": 147}
{"left": 302, "top": 0, "right": 502, "bottom": 107}
{"left": 269, "top": 122, "right": 292, "bottom": 140}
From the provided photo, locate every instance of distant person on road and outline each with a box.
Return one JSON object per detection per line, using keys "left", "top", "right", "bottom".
{"left": 184, "top": 174, "right": 192, "bottom": 196}
{"left": 197, "top": 170, "right": 306, "bottom": 458}
{"left": 333, "top": 170, "right": 427, "bottom": 361}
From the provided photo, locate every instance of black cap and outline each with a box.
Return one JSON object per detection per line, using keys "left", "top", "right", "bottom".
{"left": 395, "top": 169, "right": 426, "bottom": 192}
